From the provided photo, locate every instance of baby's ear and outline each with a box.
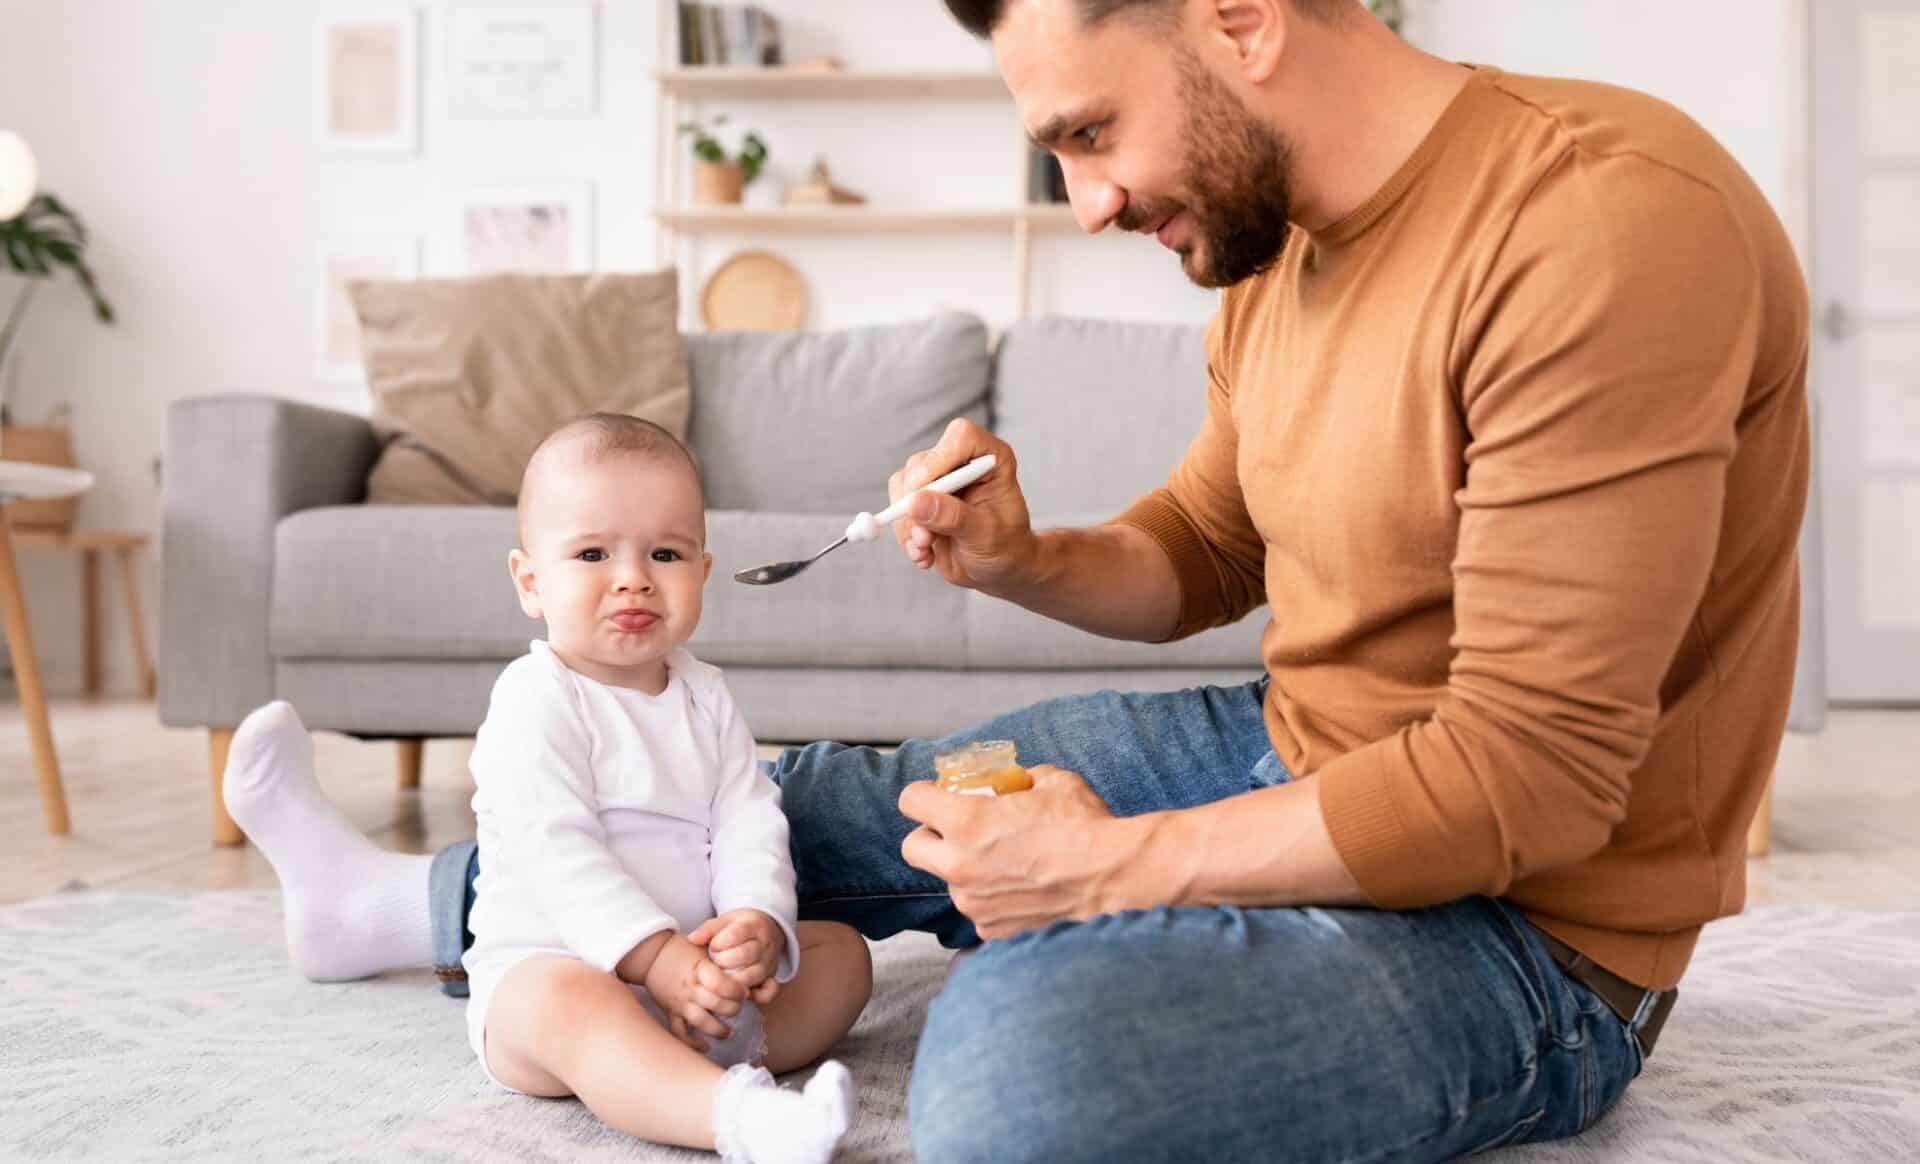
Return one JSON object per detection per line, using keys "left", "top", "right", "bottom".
{"left": 508, "top": 549, "right": 542, "bottom": 619}
{"left": 702, "top": 551, "right": 714, "bottom": 583}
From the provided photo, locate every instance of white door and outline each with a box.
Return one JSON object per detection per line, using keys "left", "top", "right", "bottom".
{"left": 1813, "top": 0, "right": 1920, "bottom": 701}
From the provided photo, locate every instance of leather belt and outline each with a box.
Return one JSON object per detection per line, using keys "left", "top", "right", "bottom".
{"left": 1533, "top": 929, "right": 1676, "bottom": 1059}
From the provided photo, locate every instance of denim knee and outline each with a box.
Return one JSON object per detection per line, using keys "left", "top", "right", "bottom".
{"left": 908, "top": 927, "right": 1115, "bottom": 1164}
{"left": 909, "top": 956, "right": 1044, "bottom": 1163}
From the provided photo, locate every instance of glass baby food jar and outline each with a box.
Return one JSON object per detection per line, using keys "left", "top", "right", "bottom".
{"left": 933, "top": 740, "right": 1034, "bottom": 796}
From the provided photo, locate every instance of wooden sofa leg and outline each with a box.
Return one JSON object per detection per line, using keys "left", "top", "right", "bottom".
{"left": 396, "top": 739, "right": 423, "bottom": 791}
{"left": 208, "top": 728, "right": 244, "bottom": 847}
{"left": 1747, "top": 779, "right": 1773, "bottom": 858}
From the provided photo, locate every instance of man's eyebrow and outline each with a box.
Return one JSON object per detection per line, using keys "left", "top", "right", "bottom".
{"left": 1028, "top": 106, "right": 1097, "bottom": 149}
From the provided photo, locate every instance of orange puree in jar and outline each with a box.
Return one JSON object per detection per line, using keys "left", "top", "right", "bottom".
{"left": 933, "top": 740, "right": 1033, "bottom": 796}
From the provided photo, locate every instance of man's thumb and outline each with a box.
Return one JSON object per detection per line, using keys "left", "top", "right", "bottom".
{"left": 908, "top": 489, "right": 968, "bottom": 533}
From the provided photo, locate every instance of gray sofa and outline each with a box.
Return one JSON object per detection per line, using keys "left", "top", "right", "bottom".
{"left": 160, "top": 310, "right": 1825, "bottom": 849}
{"left": 159, "top": 314, "right": 1267, "bottom": 836}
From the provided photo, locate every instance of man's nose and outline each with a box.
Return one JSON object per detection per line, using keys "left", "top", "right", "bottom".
{"left": 1061, "top": 162, "right": 1123, "bottom": 234}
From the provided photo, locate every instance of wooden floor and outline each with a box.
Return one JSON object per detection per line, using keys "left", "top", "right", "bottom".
{"left": 4, "top": 699, "right": 1918, "bottom": 908}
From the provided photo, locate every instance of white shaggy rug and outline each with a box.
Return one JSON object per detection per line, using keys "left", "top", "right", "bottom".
{"left": 2, "top": 893, "right": 1915, "bottom": 1162}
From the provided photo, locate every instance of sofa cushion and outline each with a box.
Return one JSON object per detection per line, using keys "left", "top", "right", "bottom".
{"left": 992, "top": 316, "right": 1210, "bottom": 517}
{"left": 963, "top": 590, "right": 1266, "bottom": 670}
{"left": 695, "top": 512, "right": 968, "bottom": 667}
{"left": 961, "top": 511, "right": 1267, "bottom": 669}
{"left": 271, "top": 506, "right": 969, "bottom": 667}
{"left": 685, "top": 313, "right": 991, "bottom": 515}
{"left": 350, "top": 269, "right": 688, "bottom": 505}
{"left": 273, "top": 506, "right": 529, "bottom": 659}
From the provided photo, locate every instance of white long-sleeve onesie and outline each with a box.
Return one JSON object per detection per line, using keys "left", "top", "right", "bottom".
{"left": 463, "top": 641, "right": 800, "bottom": 1071}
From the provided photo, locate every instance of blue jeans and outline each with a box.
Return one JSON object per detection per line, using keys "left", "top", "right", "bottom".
{"left": 432, "top": 680, "right": 1645, "bottom": 1161}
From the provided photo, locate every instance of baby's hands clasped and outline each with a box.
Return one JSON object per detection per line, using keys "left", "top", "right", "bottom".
{"left": 640, "top": 932, "right": 748, "bottom": 1052}
{"left": 691, "top": 909, "right": 787, "bottom": 1006}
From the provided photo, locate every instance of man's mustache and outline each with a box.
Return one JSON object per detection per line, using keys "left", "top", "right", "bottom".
{"left": 1115, "top": 199, "right": 1183, "bottom": 234}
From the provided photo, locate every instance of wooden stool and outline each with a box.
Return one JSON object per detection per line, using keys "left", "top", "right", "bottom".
{"left": 0, "top": 459, "right": 95, "bottom": 836}
{"left": 13, "top": 528, "right": 155, "bottom": 698}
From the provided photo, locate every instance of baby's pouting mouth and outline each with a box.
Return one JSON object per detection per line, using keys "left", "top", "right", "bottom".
{"left": 609, "top": 609, "right": 660, "bottom": 632}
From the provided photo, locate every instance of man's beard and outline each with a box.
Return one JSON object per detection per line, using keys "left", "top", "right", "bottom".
{"left": 1118, "top": 50, "right": 1296, "bottom": 289}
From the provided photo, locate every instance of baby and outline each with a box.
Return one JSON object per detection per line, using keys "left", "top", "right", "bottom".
{"left": 464, "top": 413, "right": 872, "bottom": 1162}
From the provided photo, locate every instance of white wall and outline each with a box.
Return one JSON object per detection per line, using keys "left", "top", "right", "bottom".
{"left": 0, "top": 0, "right": 1803, "bottom": 695}
{"left": 1415, "top": 0, "right": 1805, "bottom": 238}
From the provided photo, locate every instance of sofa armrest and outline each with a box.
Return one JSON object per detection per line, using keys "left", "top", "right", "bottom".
{"left": 159, "top": 395, "right": 380, "bottom": 728}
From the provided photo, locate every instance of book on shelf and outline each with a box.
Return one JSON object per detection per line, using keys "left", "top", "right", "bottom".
{"left": 677, "top": 3, "right": 782, "bottom": 67}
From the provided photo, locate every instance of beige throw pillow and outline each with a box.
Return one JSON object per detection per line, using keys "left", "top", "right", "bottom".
{"left": 348, "top": 270, "right": 689, "bottom": 505}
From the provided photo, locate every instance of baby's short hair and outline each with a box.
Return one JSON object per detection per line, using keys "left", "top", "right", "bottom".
{"left": 517, "top": 413, "right": 703, "bottom": 544}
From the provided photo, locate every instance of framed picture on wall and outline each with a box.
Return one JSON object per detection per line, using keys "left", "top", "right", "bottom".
{"left": 458, "top": 184, "right": 594, "bottom": 274}
{"left": 448, "top": 3, "right": 598, "bottom": 118}
{"left": 316, "top": 238, "right": 420, "bottom": 383}
{"left": 315, "top": 8, "right": 420, "bottom": 154}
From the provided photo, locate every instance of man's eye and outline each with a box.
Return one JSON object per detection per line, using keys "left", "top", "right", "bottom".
{"left": 651, "top": 549, "right": 682, "bottom": 563}
{"left": 577, "top": 548, "right": 607, "bottom": 563}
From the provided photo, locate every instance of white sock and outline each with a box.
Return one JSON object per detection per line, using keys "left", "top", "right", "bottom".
{"left": 712, "top": 1061, "right": 855, "bottom": 1164}
{"left": 223, "top": 701, "right": 435, "bottom": 981}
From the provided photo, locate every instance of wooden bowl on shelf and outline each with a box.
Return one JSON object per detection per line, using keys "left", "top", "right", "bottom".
{"left": 700, "top": 250, "right": 809, "bottom": 332}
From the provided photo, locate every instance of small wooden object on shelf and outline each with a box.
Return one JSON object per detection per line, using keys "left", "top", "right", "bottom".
{"left": 701, "top": 249, "right": 808, "bottom": 331}
{"left": 785, "top": 158, "right": 866, "bottom": 207}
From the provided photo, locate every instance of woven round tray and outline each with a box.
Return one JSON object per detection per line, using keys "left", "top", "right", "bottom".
{"left": 700, "top": 249, "right": 809, "bottom": 331}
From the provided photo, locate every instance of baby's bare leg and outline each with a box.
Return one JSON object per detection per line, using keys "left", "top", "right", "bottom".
{"left": 759, "top": 922, "right": 874, "bottom": 1075}
{"left": 485, "top": 956, "right": 725, "bottom": 1149}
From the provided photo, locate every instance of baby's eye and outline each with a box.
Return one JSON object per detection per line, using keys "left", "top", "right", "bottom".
{"left": 577, "top": 548, "right": 607, "bottom": 563}
{"left": 651, "top": 549, "right": 682, "bottom": 563}
{"left": 1077, "top": 123, "right": 1101, "bottom": 148}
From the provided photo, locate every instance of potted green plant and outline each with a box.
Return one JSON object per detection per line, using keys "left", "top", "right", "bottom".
{"left": 1, "top": 192, "right": 115, "bottom": 530}
{"left": 679, "top": 114, "right": 769, "bottom": 206}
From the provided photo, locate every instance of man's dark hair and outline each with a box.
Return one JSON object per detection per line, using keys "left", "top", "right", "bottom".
{"left": 944, "top": 0, "right": 1353, "bottom": 39}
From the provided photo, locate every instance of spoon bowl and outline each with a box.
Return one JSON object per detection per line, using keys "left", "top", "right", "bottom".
{"left": 733, "top": 537, "right": 847, "bottom": 586}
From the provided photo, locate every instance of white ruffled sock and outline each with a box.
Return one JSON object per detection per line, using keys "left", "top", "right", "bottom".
{"left": 222, "top": 701, "right": 434, "bottom": 981}
{"left": 712, "top": 1061, "right": 855, "bottom": 1164}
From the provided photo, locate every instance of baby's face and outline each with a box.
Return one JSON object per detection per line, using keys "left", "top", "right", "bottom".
{"left": 509, "top": 453, "right": 711, "bottom": 694}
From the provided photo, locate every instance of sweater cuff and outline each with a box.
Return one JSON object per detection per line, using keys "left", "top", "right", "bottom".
{"left": 1316, "top": 745, "right": 1447, "bottom": 910}
{"left": 1112, "top": 491, "right": 1230, "bottom": 641}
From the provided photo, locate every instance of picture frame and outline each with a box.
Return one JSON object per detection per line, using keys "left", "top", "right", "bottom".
{"left": 458, "top": 184, "right": 595, "bottom": 275}
{"left": 315, "top": 8, "right": 420, "bottom": 154}
{"left": 316, "top": 237, "right": 421, "bottom": 384}
{"left": 448, "top": 3, "right": 598, "bottom": 119}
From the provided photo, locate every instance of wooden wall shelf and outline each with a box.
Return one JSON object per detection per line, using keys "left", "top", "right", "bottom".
{"left": 658, "top": 205, "right": 1079, "bottom": 234}
{"left": 657, "top": 68, "right": 1007, "bottom": 100}
{"left": 653, "top": 10, "right": 1072, "bottom": 325}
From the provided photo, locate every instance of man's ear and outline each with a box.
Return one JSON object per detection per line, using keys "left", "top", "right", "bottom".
{"left": 508, "top": 548, "right": 543, "bottom": 620}
{"left": 1210, "top": 0, "right": 1287, "bottom": 85}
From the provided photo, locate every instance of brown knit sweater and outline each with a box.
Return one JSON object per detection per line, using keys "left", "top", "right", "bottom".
{"left": 1116, "top": 67, "right": 1810, "bottom": 990}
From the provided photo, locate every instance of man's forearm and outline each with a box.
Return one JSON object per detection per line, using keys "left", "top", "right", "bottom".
{"left": 986, "top": 523, "right": 1183, "bottom": 642}
{"left": 1122, "top": 780, "right": 1370, "bottom": 910}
